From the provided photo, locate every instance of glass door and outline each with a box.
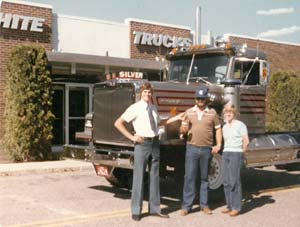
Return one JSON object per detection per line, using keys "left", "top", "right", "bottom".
{"left": 52, "top": 85, "right": 65, "bottom": 145}
{"left": 66, "top": 84, "right": 93, "bottom": 144}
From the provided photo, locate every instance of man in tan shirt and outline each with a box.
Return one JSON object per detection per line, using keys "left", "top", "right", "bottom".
{"left": 180, "top": 86, "right": 222, "bottom": 216}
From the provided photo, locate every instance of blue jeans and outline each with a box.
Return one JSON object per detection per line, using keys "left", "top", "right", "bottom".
{"left": 131, "top": 138, "right": 160, "bottom": 215}
{"left": 182, "top": 144, "right": 212, "bottom": 210}
{"left": 222, "top": 152, "right": 243, "bottom": 211}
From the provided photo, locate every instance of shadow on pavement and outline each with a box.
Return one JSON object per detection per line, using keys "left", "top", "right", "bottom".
{"left": 242, "top": 195, "right": 275, "bottom": 214}
{"left": 242, "top": 167, "right": 300, "bottom": 193}
{"left": 89, "top": 167, "right": 300, "bottom": 214}
{"left": 89, "top": 185, "right": 131, "bottom": 200}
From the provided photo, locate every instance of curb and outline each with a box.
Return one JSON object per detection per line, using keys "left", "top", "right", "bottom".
{"left": 0, "top": 159, "right": 95, "bottom": 176}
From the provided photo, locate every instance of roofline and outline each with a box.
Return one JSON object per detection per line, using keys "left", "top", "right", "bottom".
{"left": 1, "top": 0, "right": 52, "bottom": 9}
{"left": 125, "top": 18, "right": 191, "bottom": 31}
{"left": 224, "top": 33, "right": 300, "bottom": 47}
{"left": 54, "top": 14, "right": 126, "bottom": 27}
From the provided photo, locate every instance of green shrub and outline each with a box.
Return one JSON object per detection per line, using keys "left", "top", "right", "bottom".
{"left": 3, "top": 45, "right": 55, "bottom": 161}
{"left": 266, "top": 71, "right": 300, "bottom": 132}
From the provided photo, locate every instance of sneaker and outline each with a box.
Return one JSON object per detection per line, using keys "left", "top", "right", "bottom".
{"left": 180, "top": 209, "right": 189, "bottom": 216}
{"left": 229, "top": 210, "right": 239, "bottom": 217}
{"left": 221, "top": 208, "right": 231, "bottom": 214}
{"left": 201, "top": 207, "right": 212, "bottom": 215}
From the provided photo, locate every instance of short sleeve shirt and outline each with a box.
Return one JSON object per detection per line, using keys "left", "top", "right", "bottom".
{"left": 121, "top": 100, "right": 159, "bottom": 137}
{"left": 184, "top": 105, "right": 221, "bottom": 147}
{"left": 223, "top": 120, "right": 248, "bottom": 152}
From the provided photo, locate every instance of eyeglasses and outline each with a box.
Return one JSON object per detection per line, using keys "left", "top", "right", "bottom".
{"left": 196, "top": 97, "right": 206, "bottom": 101}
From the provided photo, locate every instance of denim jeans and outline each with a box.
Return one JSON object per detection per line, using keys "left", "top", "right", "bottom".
{"left": 222, "top": 152, "right": 243, "bottom": 211}
{"left": 182, "top": 144, "right": 212, "bottom": 210}
{"left": 131, "top": 138, "right": 160, "bottom": 215}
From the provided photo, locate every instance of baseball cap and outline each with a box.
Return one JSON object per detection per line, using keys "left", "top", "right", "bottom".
{"left": 195, "top": 86, "right": 209, "bottom": 98}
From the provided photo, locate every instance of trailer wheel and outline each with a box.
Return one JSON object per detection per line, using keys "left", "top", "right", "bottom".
{"left": 208, "top": 153, "right": 224, "bottom": 190}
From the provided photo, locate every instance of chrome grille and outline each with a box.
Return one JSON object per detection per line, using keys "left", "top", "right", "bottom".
{"left": 93, "top": 83, "right": 135, "bottom": 145}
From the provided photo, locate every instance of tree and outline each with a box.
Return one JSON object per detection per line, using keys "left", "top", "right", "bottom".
{"left": 267, "top": 71, "right": 300, "bottom": 132}
{"left": 3, "top": 45, "right": 55, "bottom": 161}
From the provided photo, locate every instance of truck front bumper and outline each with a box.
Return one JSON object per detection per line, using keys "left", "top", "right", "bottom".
{"left": 91, "top": 149, "right": 134, "bottom": 170}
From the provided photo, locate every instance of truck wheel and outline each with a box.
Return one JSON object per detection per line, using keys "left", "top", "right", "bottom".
{"left": 275, "top": 163, "right": 300, "bottom": 171}
{"left": 105, "top": 168, "right": 133, "bottom": 189}
{"left": 208, "top": 153, "right": 224, "bottom": 190}
{"left": 104, "top": 168, "right": 150, "bottom": 190}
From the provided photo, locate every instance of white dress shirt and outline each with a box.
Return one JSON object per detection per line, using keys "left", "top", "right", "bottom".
{"left": 121, "top": 100, "right": 159, "bottom": 137}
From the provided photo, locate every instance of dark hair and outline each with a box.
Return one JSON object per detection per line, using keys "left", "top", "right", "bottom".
{"left": 141, "top": 82, "right": 153, "bottom": 93}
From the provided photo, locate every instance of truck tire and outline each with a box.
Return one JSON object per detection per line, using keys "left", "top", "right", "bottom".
{"left": 104, "top": 168, "right": 150, "bottom": 190}
{"left": 208, "top": 153, "right": 224, "bottom": 190}
{"left": 275, "top": 163, "right": 300, "bottom": 171}
{"left": 105, "top": 168, "right": 133, "bottom": 189}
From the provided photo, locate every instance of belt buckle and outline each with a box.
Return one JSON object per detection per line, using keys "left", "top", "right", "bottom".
{"left": 144, "top": 136, "right": 157, "bottom": 141}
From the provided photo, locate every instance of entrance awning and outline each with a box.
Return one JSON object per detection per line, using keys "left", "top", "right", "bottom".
{"left": 47, "top": 51, "right": 166, "bottom": 70}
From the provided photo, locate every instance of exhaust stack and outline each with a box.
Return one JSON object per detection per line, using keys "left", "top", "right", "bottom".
{"left": 195, "top": 6, "right": 201, "bottom": 45}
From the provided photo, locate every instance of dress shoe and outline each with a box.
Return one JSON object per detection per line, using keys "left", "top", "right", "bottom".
{"left": 132, "top": 214, "right": 141, "bottom": 221}
{"left": 180, "top": 209, "right": 189, "bottom": 216}
{"left": 201, "top": 207, "right": 213, "bottom": 215}
{"left": 229, "top": 210, "right": 239, "bottom": 217}
{"left": 150, "top": 212, "right": 170, "bottom": 218}
{"left": 221, "top": 208, "right": 231, "bottom": 214}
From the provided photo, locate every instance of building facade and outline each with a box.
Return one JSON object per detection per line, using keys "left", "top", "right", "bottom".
{"left": 0, "top": 0, "right": 194, "bottom": 149}
{"left": 226, "top": 34, "right": 300, "bottom": 74}
{"left": 1, "top": 0, "right": 300, "bottom": 153}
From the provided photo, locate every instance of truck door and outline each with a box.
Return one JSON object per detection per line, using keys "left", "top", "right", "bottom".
{"left": 234, "top": 59, "right": 267, "bottom": 134}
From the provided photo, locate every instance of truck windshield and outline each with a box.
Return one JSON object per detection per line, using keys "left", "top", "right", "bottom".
{"left": 169, "top": 54, "right": 229, "bottom": 83}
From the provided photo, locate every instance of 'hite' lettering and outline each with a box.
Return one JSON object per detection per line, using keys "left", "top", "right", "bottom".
{"left": 133, "top": 31, "right": 192, "bottom": 48}
{"left": 0, "top": 13, "right": 45, "bottom": 32}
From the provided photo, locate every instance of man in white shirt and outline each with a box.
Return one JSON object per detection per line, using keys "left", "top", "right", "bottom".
{"left": 114, "top": 82, "right": 169, "bottom": 221}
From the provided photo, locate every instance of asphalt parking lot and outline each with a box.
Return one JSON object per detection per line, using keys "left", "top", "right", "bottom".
{"left": 0, "top": 164, "right": 299, "bottom": 227}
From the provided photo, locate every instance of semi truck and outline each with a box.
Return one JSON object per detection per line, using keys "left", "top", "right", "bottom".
{"left": 73, "top": 38, "right": 300, "bottom": 190}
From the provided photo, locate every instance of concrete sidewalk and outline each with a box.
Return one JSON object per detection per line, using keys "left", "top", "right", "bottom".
{"left": 0, "top": 159, "right": 95, "bottom": 176}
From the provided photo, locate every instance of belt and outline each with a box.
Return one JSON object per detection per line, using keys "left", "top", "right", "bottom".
{"left": 143, "top": 136, "right": 159, "bottom": 141}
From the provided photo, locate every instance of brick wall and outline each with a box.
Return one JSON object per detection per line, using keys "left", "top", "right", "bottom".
{"left": 129, "top": 21, "right": 191, "bottom": 60}
{"left": 229, "top": 36, "right": 300, "bottom": 73}
{"left": 0, "top": 1, "right": 52, "bottom": 139}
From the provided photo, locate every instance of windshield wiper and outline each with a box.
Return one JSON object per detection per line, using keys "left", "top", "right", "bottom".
{"left": 190, "top": 76, "right": 212, "bottom": 85}
{"left": 186, "top": 54, "right": 195, "bottom": 84}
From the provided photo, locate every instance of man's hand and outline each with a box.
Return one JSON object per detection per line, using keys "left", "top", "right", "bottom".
{"left": 212, "top": 145, "right": 221, "bottom": 154}
{"left": 179, "top": 119, "right": 189, "bottom": 135}
{"left": 179, "top": 125, "right": 189, "bottom": 135}
{"left": 131, "top": 135, "right": 144, "bottom": 144}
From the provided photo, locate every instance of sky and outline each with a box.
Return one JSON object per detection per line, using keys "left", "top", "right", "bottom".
{"left": 16, "top": 0, "right": 300, "bottom": 44}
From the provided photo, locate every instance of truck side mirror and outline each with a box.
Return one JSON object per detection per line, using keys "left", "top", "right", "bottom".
{"left": 260, "top": 61, "right": 269, "bottom": 85}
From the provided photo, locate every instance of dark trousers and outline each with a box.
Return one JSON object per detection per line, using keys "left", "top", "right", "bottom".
{"left": 182, "top": 144, "right": 212, "bottom": 210}
{"left": 131, "top": 138, "right": 160, "bottom": 215}
{"left": 222, "top": 152, "right": 243, "bottom": 211}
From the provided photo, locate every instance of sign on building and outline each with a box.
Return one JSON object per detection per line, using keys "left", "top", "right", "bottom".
{"left": 0, "top": 13, "right": 45, "bottom": 32}
{"left": 133, "top": 31, "right": 192, "bottom": 48}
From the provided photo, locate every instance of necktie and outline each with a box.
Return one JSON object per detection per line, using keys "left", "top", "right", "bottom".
{"left": 147, "top": 105, "right": 157, "bottom": 133}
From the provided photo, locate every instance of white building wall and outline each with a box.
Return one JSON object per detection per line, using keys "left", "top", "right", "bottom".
{"left": 52, "top": 14, "right": 130, "bottom": 58}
